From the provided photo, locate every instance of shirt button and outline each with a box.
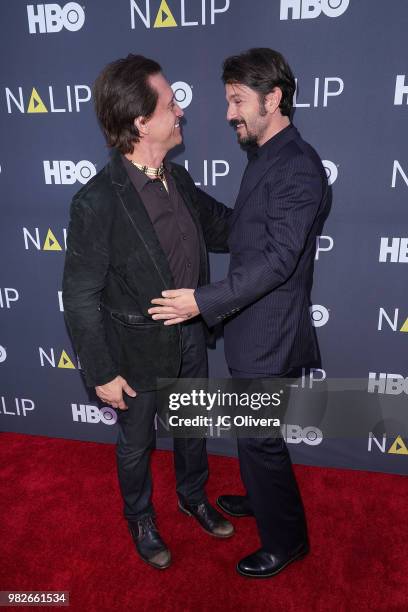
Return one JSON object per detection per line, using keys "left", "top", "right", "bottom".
{"left": 186, "top": 262, "right": 192, "bottom": 268}
{"left": 182, "top": 234, "right": 187, "bottom": 240}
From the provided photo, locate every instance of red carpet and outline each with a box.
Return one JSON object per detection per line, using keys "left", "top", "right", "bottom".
{"left": 0, "top": 433, "right": 407, "bottom": 611}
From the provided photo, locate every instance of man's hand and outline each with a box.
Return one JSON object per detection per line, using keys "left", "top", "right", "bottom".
{"left": 95, "top": 375, "right": 137, "bottom": 410}
{"left": 148, "top": 289, "right": 200, "bottom": 326}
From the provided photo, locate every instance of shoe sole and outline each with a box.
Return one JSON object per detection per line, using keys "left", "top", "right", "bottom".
{"left": 178, "top": 503, "right": 234, "bottom": 538}
{"left": 216, "top": 498, "right": 254, "bottom": 518}
{"left": 129, "top": 526, "right": 171, "bottom": 570}
{"left": 143, "top": 556, "right": 171, "bottom": 570}
{"left": 136, "top": 549, "right": 172, "bottom": 570}
{"left": 236, "top": 549, "right": 309, "bottom": 578}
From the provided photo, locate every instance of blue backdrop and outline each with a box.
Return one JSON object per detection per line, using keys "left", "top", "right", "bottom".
{"left": 1, "top": 0, "right": 407, "bottom": 473}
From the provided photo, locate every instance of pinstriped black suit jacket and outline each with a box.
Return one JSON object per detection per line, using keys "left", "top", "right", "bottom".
{"left": 195, "top": 124, "right": 329, "bottom": 376}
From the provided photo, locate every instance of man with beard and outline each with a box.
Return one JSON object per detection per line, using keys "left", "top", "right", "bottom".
{"left": 63, "top": 54, "right": 234, "bottom": 571}
{"left": 149, "top": 48, "right": 329, "bottom": 578}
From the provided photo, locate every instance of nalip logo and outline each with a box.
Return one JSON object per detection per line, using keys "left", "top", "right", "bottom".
{"left": 391, "top": 161, "right": 408, "bottom": 188}
{"left": 39, "top": 347, "right": 80, "bottom": 369}
{"left": 377, "top": 308, "right": 408, "bottom": 333}
{"left": 23, "top": 227, "right": 67, "bottom": 252}
{"left": 0, "top": 288, "right": 20, "bottom": 309}
{"left": 0, "top": 397, "right": 35, "bottom": 417}
{"left": 294, "top": 77, "right": 344, "bottom": 108}
{"left": 368, "top": 433, "right": 408, "bottom": 455}
{"left": 315, "top": 235, "right": 334, "bottom": 260}
{"left": 5, "top": 85, "right": 91, "bottom": 114}
{"left": 130, "top": 0, "right": 230, "bottom": 29}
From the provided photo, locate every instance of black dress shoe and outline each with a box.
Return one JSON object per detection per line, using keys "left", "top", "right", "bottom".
{"left": 216, "top": 495, "right": 254, "bottom": 517}
{"left": 128, "top": 516, "right": 171, "bottom": 569}
{"left": 178, "top": 500, "right": 234, "bottom": 538}
{"left": 237, "top": 543, "right": 309, "bottom": 578}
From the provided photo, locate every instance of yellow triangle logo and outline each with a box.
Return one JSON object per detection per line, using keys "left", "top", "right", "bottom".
{"left": 27, "top": 87, "right": 48, "bottom": 113}
{"left": 58, "top": 350, "right": 76, "bottom": 369}
{"left": 388, "top": 435, "right": 408, "bottom": 455}
{"left": 153, "top": 0, "right": 177, "bottom": 27}
{"left": 43, "top": 229, "right": 62, "bottom": 251}
{"left": 399, "top": 317, "right": 408, "bottom": 333}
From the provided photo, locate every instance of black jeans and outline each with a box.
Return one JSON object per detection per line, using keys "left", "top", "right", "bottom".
{"left": 231, "top": 368, "right": 308, "bottom": 555}
{"left": 116, "top": 320, "right": 209, "bottom": 522}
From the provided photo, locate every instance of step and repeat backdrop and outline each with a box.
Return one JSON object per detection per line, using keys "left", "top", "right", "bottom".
{"left": 0, "top": 1, "right": 407, "bottom": 474}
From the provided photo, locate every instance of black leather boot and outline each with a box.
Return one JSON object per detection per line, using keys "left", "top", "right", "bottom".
{"left": 237, "top": 542, "right": 309, "bottom": 578}
{"left": 128, "top": 515, "right": 171, "bottom": 569}
{"left": 216, "top": 495, "right": 254, "bottom": 517}
{"left": 178, "top": 500, "right": 234, "bottom": 538}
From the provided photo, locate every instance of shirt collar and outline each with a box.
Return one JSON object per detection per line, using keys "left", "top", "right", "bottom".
{"left": 248, "top": 123, "right": 295, "bottom": 162}
{"left": 121, "top": 155, "right": 170, "bottom": 193}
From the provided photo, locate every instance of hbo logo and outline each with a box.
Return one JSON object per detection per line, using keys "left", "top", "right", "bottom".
{"left": 0, "top": 346, "right": 7, "bottom": 363}
{"left": 368, "top": 373, "right": 408, "bottom": 395}
{"left": 282, "top": 424, "right": 323, "bottom": 446}
{"left": 280, "top": 0, "right": 350, "bottom": 20}
{"left": 43, "top": 160, "right": 96, "bottom": 185}
{"left": 322, "top": 160, "right": 338, "bottom": 186}
{"left": 71, "top": 404, "right": 118, "bottom": 425}
{"left": 171, "top": 82, "right": 193, "bottom": 110}
{"left": 310, "top": 305, "right": 329, "bottom": 328}
{"left": 27, "top": 3, "right": 85, "bottom": 34}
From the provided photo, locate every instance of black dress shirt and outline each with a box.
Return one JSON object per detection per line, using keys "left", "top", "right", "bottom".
{"left": 122, "top": 156, "right": 200, "bottom": 289}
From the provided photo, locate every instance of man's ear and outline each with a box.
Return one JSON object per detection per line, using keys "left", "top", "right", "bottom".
{"left": 134, "top": 115, "right": 149, "bottom": 135}
{"left": 265, "top": 87, "right": 283, "bottom": 114}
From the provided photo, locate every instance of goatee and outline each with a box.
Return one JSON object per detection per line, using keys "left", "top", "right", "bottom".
{"left": 229, "top": 119, "right": 258, "bottom": 151}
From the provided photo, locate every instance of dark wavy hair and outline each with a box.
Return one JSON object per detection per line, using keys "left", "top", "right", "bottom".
{"left": 93, "top": 54, "right": 161, "bottom": 154}
{"left": 222, "top": 48, "right": 295, "bottom": 117}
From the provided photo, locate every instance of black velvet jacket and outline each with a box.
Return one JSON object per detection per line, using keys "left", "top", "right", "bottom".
{"left": 62, "top": 149, "right": 231, "bottom": 391}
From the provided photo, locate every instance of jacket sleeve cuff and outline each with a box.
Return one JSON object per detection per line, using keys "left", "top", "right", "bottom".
{"left": 83, "top": 367, "right": 120, "bottom": 388}
{"left": 195, "top": 286, "right": 240, "bottom": 328}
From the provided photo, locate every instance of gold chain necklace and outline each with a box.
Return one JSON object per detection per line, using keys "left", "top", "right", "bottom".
{"left": 130, "top": 160, "right": 168, "bottom": 192}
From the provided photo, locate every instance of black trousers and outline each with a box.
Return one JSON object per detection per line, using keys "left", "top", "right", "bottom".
{"left": 231, "top": 368, "right": 308, "bottom": 555}
{"left": 116, "top": 320, "right": 208, "bottom": 522}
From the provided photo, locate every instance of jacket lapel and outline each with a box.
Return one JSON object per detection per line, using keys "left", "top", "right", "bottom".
{"left": 232, "top": 156, "right": 281, "bottom": 219}
{"left": 231, "top": 125, "right": 300, "bottom": 228}
{"left": 109, "top": 150, "right": 175, "bottom": 290}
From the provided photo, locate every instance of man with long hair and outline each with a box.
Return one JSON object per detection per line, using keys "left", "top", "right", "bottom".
{"left": 63, "top": 54, "right": 233, "bottom": 570}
